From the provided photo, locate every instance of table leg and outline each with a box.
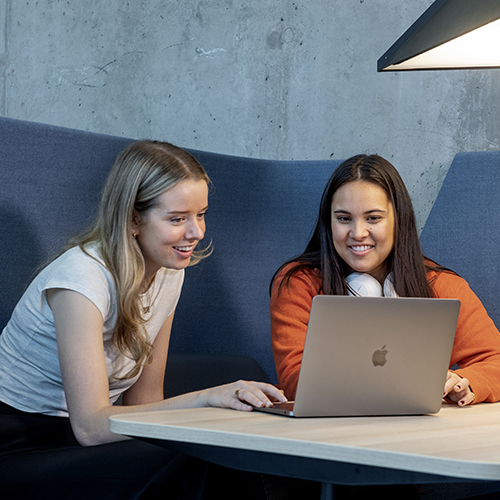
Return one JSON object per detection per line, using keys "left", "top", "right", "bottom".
{"left": 321, "top": 482, "right": 334, "bottom": 500}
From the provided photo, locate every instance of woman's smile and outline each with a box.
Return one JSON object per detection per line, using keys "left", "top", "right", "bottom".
{"left": 349, "top": 244, "right": 374, "bottom": 254}
{"left": 173, "top": 245, "right": 196, "bottom": 256}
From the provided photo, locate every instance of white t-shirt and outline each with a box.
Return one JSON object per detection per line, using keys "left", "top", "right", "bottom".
{"left": 0, "top": 245, "right": 184, "bottom": 417}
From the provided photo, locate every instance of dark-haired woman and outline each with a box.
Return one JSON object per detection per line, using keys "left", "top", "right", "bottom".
{"left": 271, "top": 154, "right": 500, "bottom": 406}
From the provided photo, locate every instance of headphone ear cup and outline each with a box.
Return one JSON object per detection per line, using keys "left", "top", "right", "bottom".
{"left": 383, "top": 273, "right": 397, "bottom": 297}
{"left": 346, "top": 272, "right": 383, "bottom": 297}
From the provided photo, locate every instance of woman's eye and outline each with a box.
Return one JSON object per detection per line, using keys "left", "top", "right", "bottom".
{"left": 367, "top": 216, "right": 382, "bottom": 223}
{"left": 197, "top": 212, "right": 207, "bottom": 220}
{"left": 336, "top": 216, "right": 351, "bottom": 223}
{"left": 170, "top": 217, "right": 184, "bottom": 224}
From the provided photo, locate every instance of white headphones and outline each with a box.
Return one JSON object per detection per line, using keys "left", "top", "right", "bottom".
{"left": 346, "top": 272, "right": 398, "bottom": 297}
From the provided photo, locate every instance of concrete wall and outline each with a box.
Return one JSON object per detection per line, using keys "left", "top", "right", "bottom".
{"left": 1, "top": 0, "right": 499, "bottom": 230}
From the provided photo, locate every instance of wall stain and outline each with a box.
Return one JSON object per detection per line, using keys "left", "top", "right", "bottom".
{"left": 195, "top": 47, "right": 227, "bottom": 58}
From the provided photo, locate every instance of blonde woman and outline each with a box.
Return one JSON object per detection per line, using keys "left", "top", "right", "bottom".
{"left": 0, "top": 141, "right": 288, "bottom": 499}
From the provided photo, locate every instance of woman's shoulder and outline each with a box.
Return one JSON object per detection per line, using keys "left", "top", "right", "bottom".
{"left": 426, "top": 266, "right": 469, "bottom": 298}
{"left": 277, "top": 261, "right": 321, "bottom": 279}
{"left": 273, "top": 261, "right": 322, "bottom": 296}
{"left": 39, "top": 244, "right": 114, "bottom": 294}
{"left": 50, "top": 244, "right": 106, "bottom": 274}
{"left": 51, "top": 244, "right": 102, "bottom": 266}
{"left": 8, "top": 245, "right": 115, "bottom": 328}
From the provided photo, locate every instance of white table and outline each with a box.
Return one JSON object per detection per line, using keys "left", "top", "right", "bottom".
{"left": 110, "top": 403, "right": 500, "bottom": 497}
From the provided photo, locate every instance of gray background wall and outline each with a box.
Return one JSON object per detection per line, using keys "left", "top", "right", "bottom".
{"left": 1, "top": 0, "right": 499, "bottom": 230}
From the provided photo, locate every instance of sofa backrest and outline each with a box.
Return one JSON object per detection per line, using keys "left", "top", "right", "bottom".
{"left": 0, "top": 117, "right": 340, "bottom": 382}
{"left": 420, "top": 150, "right": 500, "bottom": 329}
{"left": 0, "top": 117, "right": 132, "bottom": 327}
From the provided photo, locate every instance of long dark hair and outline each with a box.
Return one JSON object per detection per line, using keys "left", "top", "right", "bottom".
{"left": 272, "top": 154, "right": 434, "bottom": 297}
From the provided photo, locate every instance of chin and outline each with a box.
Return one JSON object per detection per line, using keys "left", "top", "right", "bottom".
{"left": 348, "top": 264, "right": 372, "bottom": 274}
{"left": 165, "top": 259, "right": 191, "bottom": 270}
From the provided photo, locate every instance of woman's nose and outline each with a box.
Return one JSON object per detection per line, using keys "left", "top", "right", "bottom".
{"left": 187, "top": 219, "right": 205, "bottom": 240}
{"left": 350, "top": 221, "right": 369, "bottom": 239}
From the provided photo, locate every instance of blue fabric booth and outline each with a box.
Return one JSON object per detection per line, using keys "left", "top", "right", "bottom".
{"left": 0, "top": 116, "right": 340, "bottom": 391}
{"left": 2, "top": 116, "right": 500, "bottom": 395}
{"left": 420, "top": 150, "right": 500, "bottom": 332}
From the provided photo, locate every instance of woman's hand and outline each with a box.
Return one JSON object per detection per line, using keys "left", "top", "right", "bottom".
{"left": 201, "top": 380, "right": 287, "bottom": 412}
{"left": 444, "top": 371, "right": 475, "bottom": 406}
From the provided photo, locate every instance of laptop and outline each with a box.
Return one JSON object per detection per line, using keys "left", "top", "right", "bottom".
{"left": 259, "top": 295, "right": 460, "bottom": 417}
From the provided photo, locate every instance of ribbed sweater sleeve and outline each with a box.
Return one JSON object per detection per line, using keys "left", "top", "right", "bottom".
{"left": 270, "top": 266, "right": 322, "bottom": 400}
{"left": 431, "top": 271, "right": 500, "bottom": 403}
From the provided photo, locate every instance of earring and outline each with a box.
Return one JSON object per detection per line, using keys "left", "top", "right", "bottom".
{"left": 132, "top": 231, "right": 137, "bottom": 238}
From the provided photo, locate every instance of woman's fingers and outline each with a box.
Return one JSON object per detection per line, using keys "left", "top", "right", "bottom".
{"left": 444, "top": 371, "right": 474, "bottom": 406}
{"left": 233, "top": 381, "right": 287, "bottom": 407}
{"left": 244, "top": 381, "right": 287, "bottom": 402}
{"left": 457, "top": 390, "right": 475, "bottom": 406}
{"left": 443, "top": 370, "right": 459, "bottom": 397}
{"left": 206, "top": 380, "right": 287, "bottom": 411}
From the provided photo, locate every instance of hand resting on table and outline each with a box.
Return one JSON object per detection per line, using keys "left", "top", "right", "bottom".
{"left": 444, "top": 371, "right": 475, "bottom": 406}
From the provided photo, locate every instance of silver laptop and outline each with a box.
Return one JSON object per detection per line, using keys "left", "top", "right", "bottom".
{"left": 259, "top": 295, "right": 460, "bottom": 417}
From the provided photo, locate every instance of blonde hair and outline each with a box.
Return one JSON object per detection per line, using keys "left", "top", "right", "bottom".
{"left": 74, "top": 140, "right": 210, "bottom": 378}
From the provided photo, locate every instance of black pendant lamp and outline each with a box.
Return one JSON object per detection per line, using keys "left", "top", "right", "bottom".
{"left": 378, "top": 0, "right": 500, "bottom": 71}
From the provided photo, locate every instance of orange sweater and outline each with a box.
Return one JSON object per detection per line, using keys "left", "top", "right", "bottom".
{"left": 270, "top": 266, "right": 500, "bottom": 403}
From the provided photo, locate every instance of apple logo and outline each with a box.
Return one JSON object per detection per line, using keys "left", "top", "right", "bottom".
{"left": 372, "top": 345, "right": 388, "bottom": 367}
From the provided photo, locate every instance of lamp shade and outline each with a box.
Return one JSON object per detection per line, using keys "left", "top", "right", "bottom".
{"left": 378, "top": 0, "right": 500, "bottom": 71}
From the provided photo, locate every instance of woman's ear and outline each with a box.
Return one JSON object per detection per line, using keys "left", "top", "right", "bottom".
{"left": 131, "top": 209, "right": 141, "bottom": 236}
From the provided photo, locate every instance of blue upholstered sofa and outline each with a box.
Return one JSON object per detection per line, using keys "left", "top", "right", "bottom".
{"left": 1, "top": 116, "right": 500, "bottom": 395}
{"left": 420, "top": 151, "right": 500, "bottom": 331}
{"left": 0, "top": 116, "right": 340, "bottom": 394}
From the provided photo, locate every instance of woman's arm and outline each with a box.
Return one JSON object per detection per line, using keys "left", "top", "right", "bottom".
{"left": 270, "top": 267, "right": 321, "bottom": 400}
{"left": 49, "top": 288, "right": 122, "bottom": 446}
{"left": 432, "top": 272, "right": 500, "bottom": 404}
{"left": 48, "top": 289, "right": 286, "bottom": 447}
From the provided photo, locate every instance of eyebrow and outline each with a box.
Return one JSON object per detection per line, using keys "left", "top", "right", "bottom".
{"left": 333, "top": 209, "right": 387, "bottom": 214}
{"left": 163, "top": 206, "right": 209, "bottom": 215}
